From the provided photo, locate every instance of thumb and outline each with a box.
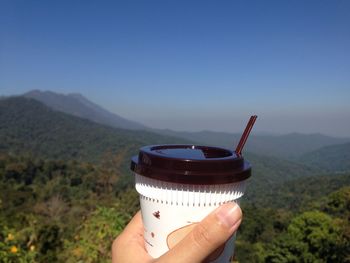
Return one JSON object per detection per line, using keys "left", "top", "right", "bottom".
{"left": 157, "top": 202, "right": 242, "bottom": 263}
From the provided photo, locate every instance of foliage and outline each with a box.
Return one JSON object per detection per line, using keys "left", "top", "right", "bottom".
{"left": 0, "top": 153, "right": 136, "bottom": 262}
{"left": 322, "top": 186, "right": 350, "bottom": 217}
{"left": 59, "top": 207, "right": 126, "bottom": 263}
{"left": 1, "top": 150, "right": 350, "bottom": 262}
{"left": 300, "top": 142, "right": 350, "bottom": 172}
{"left": 264, "top": 211, "right": 345, "bottom": 262}
{"left": 237, "top": 187, "right": 350, "bottom": 263}
{"left": 0, "top": 223, "right": 38, "bottom": 263}
{"left": 243, "top": 152, "right": 321, "bottom": 204}
{"left": 115, "top": 188, "right": 140, "bottom": 221}
{"left": 247, "top": 172, "right": 350, "bottom": 210}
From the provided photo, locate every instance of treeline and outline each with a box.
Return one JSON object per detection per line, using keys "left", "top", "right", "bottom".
{"left": 237, "top": 186, "right": 350, "bottom": 262}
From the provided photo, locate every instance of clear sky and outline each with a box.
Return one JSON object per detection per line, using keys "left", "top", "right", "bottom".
{"left": 1, "top": 1, "right": 349, "bottom": 137}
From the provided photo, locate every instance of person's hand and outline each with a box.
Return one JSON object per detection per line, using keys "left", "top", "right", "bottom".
{"left": 112, "top": 202, "right": 242, "bottom": 263}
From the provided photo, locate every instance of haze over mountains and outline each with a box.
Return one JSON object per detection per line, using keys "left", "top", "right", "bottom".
{"left": 20, "top": 90, "right": 350, "bottom": 160}
{"left": 154, "top": 130, "right": 350, "bottom": 159}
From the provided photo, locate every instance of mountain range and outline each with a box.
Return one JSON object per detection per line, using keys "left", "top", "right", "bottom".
{"left": 2, "top": 90, "right": 350, "bottom": 176}
{"left": 21, "top": 90, "right": 350, "bottom": 160}
{"left": 0, "top": 96, "right": 325, "bottom": 190}
{"left": 154, "top": 129, "right": 350, "bottom": 159}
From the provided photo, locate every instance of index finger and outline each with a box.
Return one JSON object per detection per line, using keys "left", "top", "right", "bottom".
{"left": 112, "top": 211, "right": 153, "bottom": 263}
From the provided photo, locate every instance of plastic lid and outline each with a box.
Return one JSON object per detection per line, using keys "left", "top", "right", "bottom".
{"left": 130, "top": 145, "right": 251, "bottom": 185}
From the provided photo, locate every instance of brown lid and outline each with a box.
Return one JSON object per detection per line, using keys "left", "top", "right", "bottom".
{"left": 130, "top": 145, "right": 251, "bottom": 185}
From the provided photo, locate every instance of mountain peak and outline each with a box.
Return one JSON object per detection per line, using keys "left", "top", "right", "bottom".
{"left": 25, "top": 89, "right": 59, "bottom": 96}
{"left": 23, "top": 90, "right": 147, "bottom": 130}
{"left": 67, "top": 93, "right": 86, "bottom": 99}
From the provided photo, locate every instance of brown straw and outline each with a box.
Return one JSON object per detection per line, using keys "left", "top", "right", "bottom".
{"left": 235, "top": 115, "right": 258, "bottom": 155}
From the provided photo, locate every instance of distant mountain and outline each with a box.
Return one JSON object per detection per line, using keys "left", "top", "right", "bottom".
{"left": 155, "top": 130, "right": 350, "bottom": 159}
{"left": 299, "top": 142, "right": 350, "bottom": 172}
{"left": 21, "top": 90, "right": 349, "bottom": 160}
{"left": 24, "top": 90, "right": 147, "bottom": 130}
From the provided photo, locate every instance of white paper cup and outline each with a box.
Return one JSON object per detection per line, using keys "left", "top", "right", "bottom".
{"left": 131, "top": 145, "right": 252, "bottom": 262}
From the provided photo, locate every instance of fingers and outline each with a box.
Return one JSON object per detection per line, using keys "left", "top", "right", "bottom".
{"left": 113, "top": 204, "right": 242, "bottom": 263}
{"left": 112, "top": 211, "right": 153, "bottom": 263}
{"left": 157, "top": 202, "right": 242, "bottom": 263}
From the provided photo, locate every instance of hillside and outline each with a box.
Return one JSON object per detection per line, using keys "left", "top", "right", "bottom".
{"left": 245, "top": 172, "right": 350, "bottom": 209}
{"left": 24, "top": 90, "right": 147, "bottom": 130}
{"left": 300, "top": 142, "right": 350, "bottom": 172}
{"left": 0, "top": 97, "right": 189, "bottom": 165}
{"left": 244, "top": 152, "right": 321, "bottom": 202}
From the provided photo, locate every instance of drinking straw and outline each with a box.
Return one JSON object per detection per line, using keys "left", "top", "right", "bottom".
{"left": 235, "top": 115, "right": 258, "bottom": 155}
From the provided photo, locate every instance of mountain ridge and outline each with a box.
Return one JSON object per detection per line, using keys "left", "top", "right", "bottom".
{"left": 16, "top": 90, "right": 350, "bottom": 159}
{"left": 24, "top": 90, "right": 147, "bottom": 130}
{"left": 154, "top": 129, "right": 350, "bottom": 159}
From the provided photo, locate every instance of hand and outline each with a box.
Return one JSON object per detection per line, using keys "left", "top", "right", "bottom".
{"left": 112, "top": 202, "right": 242, "bottom": 263}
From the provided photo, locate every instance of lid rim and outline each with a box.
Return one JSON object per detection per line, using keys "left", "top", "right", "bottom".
{"left": 130, "top": 144, "right": 252, "bottom": 185}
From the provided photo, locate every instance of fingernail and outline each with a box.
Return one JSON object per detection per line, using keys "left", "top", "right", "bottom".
{"left": 215, "top": 203, "right": 242, "bottom": 229}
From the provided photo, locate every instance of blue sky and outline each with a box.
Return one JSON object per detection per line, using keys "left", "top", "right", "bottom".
{"left": 1, "top": 1, "right": 349, "bottom": 136}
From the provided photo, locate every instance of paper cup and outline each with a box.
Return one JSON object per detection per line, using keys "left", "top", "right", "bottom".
{"left": 131, "top": 145, "right": 252, "bottom": 262}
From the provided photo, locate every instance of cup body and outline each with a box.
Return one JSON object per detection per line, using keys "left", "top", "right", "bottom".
{"left": 135, "top": 173, "right": 247, "bottom": 261}
{"left": 131, "top": 144, "right": 252, "bottom": 262}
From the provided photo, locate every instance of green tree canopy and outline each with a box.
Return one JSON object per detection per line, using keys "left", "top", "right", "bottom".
{"left": 265, "top": 211, "right": 345, "bottom": 263}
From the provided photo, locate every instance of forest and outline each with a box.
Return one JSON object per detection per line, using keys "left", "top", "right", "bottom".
{"left": 1, "top": 153, "right": 349, "bottom": 262}
{"left": 0, "top": 97, "right": 349, "bottom": 262}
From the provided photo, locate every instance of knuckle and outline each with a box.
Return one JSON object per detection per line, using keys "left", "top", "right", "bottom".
{"left": 191, "top": 223, "right": 213, "bottom": 248}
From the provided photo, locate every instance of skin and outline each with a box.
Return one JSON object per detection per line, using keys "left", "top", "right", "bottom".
{"left": 112, "top": 203, "right": 242, "bottom": 263}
